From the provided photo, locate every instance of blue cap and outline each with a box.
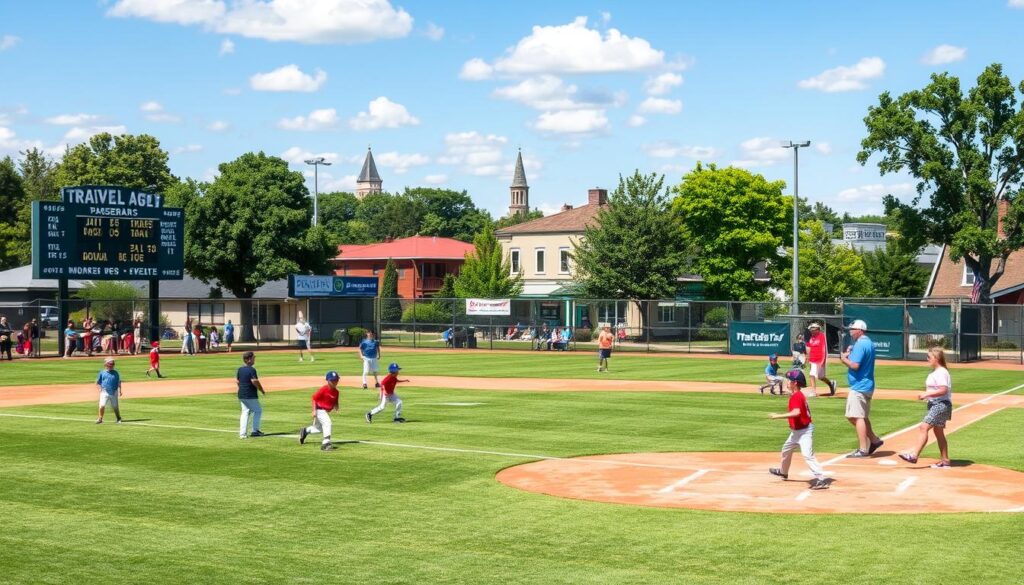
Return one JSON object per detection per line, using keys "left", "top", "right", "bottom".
{"left": 768, "top": 353, "right": 778, "bottom": 362}
{"left": 785, "top": 369, "right": 807, "bottom": 387}
{"left": 388, "top": 362, "right": 401, "bottom": 373}
{"left": 325, "top": 370, "right": 340, "bottom": 381}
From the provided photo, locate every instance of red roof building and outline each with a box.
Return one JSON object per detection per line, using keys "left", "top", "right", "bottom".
{"left": 333, "top": 236, "right": 474, "bottom": 298}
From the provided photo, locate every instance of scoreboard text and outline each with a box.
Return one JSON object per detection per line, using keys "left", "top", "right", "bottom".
{"left": 32, "top": 186, "right": 184, "bottom": 280}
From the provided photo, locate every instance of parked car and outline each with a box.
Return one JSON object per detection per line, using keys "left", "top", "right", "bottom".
{"left": 38, "top": 306, "right": 60, "bottom": 329}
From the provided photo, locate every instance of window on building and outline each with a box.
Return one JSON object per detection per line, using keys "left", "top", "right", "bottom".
{"left": 962, "top": 266, "right": 976, "bottom": 286}
{"left": 372, "top": 265, "right": 380, "bottom": 276}
{"left": 559, "top": 248, "right": 571, "bottom": 273}
{"left": 253, "top": 304, "right": 281, "bottom": 326}
{"left": 597, "top": 301, "right": 627, "bottom": 325}
{"left": 510, "top": 249, "right": 521, "bottom": 273}
{"left": 658, "top": 304, "right": 675, "bottom": 323}
{"left": 535, "top": 249, "right": 545, "bottom": 274}
{"left": 187, "top": 302, "right": 226, "bottom": 324}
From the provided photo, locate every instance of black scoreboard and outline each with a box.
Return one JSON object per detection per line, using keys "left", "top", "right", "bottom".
{"left": 32, "top": 186, "right": 184, "bottom": 280}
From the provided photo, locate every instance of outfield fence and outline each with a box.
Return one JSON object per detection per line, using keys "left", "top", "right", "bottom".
{"left": 1, "top": 296, "right": 1020, "bottom": 364}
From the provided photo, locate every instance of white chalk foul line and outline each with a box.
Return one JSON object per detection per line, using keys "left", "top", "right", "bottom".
{"left": 794, "top": 490, "right": 811, "bottom": 502}
{"left": 895, "top": 476, "right": 917, "bottom": 495}
{"left": 657, "top": 469, "right": 711, "bottom": 494}
{"left": 820, "top": 381, "right": 1024, "bottom": 468}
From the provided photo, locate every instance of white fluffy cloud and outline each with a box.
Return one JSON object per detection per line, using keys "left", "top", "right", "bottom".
{"left": 731, "top": 137, "right": 791, "bottom": 167}
{"left": 139, "top": 101, "right": 181, "bottom": 122}
{"left": 643, "top": 141, "right": 719, "bottom": 159}
{"left": 463, "top": 17, "right": 669, "bottom": 77}
{"left": 374, "top": 151, "right": 430, "bottom": 174}
{"left": 492, "top": 75, "right": 625, "bottom": 110}
{"left": 423, "top": 22, "right": 444, "bottom": 41}
{"left": 62, "top": 125, "right": 128, "bottom": 142}
{"left": 637, "top": 97, "right": 682, "bottom": 115}
{"left": 815, "top": 142, "right": 833, "bottom": 155}
{"left": 0, "top": 126, "right": 42, "bottom": 154}
{"left": 835, "top": 182, "right": 916, "bottom": 213}
{"left": 423, "top": 174, "right": 448, "bottom": 184}
{"left": 174, "top": 144, "right": 204, "bottom": 154}
{"left": 627, "top": 115, "right": 646, "bottom": 127}
{"left": 533, "top": 109, "right": 609, "bottom": 135}
{"left": 250, "top": 65, "right": 327, "bottom": 92}
{"left": 207, "top": 120, "right": 230, "bottom": 131}
{"left": 0, "top": 35, "right": 19, "bottom": 51}
{"left": 107, "top": 0, "right": 412, "bottom": 44}
{"left": 277, "top": 108, "right": 340, "bottom": 131}
{"left": 438, "top": 131, "right": 542, "bottom": 179}
{"left": 279, "top": 146, "right": 341, "bottom": 166}
{"left": 644, "top": 72, "right": 682, "bottom": 95}
{"left": 798, "top": 57, "right": 885, "bottom": 92}
{"left": 921, "top": 44, "right": 966, "bottom": 65}
{"left": 219, "top": 38, "right": 234, "bottom": 55}
{"left": 45, "top": 113, "right": 100, "bottom": 125}
{"left": 349, "top": 97, "right": 419, "bottom": 130}
{"left": 1010, "top": 0, "right": 1024, "bottom": 8}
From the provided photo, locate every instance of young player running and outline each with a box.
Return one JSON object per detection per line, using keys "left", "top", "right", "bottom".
{"left": 768, "top": 370, "right": 829, "bottom": 490}
{"left": 146, "top": 340, "right": 165, "bottom": 378}
{"left": 366, "top": 362, "right": 408, "bottom": 423}
{"left": 300, "top": 371, "right": 341, "bottom": 451}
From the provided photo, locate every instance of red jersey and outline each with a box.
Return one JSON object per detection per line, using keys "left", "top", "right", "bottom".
{"left": 149, "top": 347, "right": 160, "bottom": 366}
{"left": 806, "top": 332, "right": 827, "bottom": 363}
{"left": 312, "top": 384, "right": 340, "bottom": 410}
{"left": 380, "top": 373, "right": 400, "bottom": 395}
{"left": 787, "top": 390, "right": 812, "bottom": 430}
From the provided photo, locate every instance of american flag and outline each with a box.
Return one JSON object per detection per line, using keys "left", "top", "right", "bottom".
{"left": 969, "top": 270, "right": 983, "bottom": 303}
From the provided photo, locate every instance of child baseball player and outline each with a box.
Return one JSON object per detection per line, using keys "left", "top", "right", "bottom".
{"left": 146, "top": 340, "right": 165, "bottom": 378}
{"left": 300, "top": 371, "right": 341, "bottom": 451}
{"left": 762, "top": 354, "right": 784, "bottom": 395}
{"left": 359, "top": 330, "right": 381, "bottom": 389}
{"left": 96, "top": 358, "right": 123, "bottom": 424}
{"left": 366, "top": 362, "right": 408, "bottom": 423}
{"left": 768, "top": 369, "right": 829, "bottom": 490}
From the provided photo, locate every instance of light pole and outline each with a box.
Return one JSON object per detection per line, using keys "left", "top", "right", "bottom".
{"left": 781, "top": 140, "right": 810, "bottom": 315}
{"left": 304, "top": 157, "right": 332, "bottom": 226}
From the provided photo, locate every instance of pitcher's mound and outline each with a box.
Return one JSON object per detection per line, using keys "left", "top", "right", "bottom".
{"left": 496, "top": 452, "right": 1024, "bottom": 514}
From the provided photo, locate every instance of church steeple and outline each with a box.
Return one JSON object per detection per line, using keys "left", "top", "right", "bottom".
{"left": 508, "top": 149, "right": 529, "bottom": 216}
{"left": 356, "top": 146, "right": 382, "bottom": 199}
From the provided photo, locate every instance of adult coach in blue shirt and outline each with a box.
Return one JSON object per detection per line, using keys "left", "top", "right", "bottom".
{"left": 237, "top": 351, "right": 266, "bottom": 438}
{"left": 841, "top": 319, "right": 883, "bottom": 458}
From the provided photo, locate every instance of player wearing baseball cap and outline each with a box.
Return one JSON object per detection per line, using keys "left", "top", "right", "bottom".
{"left": 366, "top": 363, "right": 408, "bottom": 424}
{"left": 841, "top": 319, "right": 883, "bottom": 457}
{"left": 145, "top": 340, "right": 165, "bottom": 379}
{"left": 300, "top": 371, "right": 341, "bottom": 451}
{"left": 95, "top": 358, "right": 123, "bottom": 424}
{"left": 768, "top": 369, "right": 828, "bottom": 490}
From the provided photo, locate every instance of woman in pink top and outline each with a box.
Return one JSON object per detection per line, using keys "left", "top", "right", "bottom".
{"left": 898, "top": 347, "right": 953, "bottom": 467}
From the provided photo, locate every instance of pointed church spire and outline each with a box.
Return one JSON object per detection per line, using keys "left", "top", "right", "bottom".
{"left": 508, "top": 148, "right": 529, "bottom": 216}
{"left": 511, "top": 148, "right": 528, "bottom": 188}
{"left": 356, "top": 146, "right": 382, "bottom": 199}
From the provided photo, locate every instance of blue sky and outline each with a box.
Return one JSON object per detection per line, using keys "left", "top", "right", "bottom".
{"left": 2, "top": 0, "right": 1023, "bottom": 218}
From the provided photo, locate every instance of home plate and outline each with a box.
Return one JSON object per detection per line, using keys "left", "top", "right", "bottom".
{"left": 421, "top": 402, "right": 486, "bottom": 406}
{"left": 878, "top": 460, "right": 898, "bottom": 466}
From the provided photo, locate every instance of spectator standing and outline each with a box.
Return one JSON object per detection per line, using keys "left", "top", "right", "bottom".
{"left": 63, "top": 320, "right": 78, "bottom": 358}
{"left": 224, "top": 320, "right": 235, "bottom": 352}
{"left": 133, "top": 319, "right": 142, "bottom": 355}
{"left": 82, "top": 316, "right": 95, "bottom": 357}
{"left": 841, "top": 319, "right": 883, "bottom": 458}
{"left": 29, "top": 318, "right": 40, "bottom": 357}
{"left": 0, "top": 316, "right": 12, "bottom": 360}
{"left": 296, "top": 316, "right": 313, "bottom": 362}
{"left": 898, "top": 347, "right": 953, "bottom": 467}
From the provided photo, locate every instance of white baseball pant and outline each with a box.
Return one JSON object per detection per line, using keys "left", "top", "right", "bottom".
{"left": 370, "top": 392, "right": 402, "bottom": 418}
{"left": 779, "top": 424, "right": 825, "bottom": 480}
{"left": 362, "top": 357, "right": 379, "bottom": 385}
{"left": 304, "top": 409, "right": 333, "bottom": 445}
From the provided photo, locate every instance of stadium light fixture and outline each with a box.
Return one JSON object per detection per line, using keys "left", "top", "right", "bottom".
{"left": 304, "top": 157, "right": 332, "bottom": 226}
{"left": 781, "top": 141, "right": 811, "bottom": 315}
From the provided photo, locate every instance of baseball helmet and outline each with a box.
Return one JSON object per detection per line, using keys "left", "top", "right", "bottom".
{"left": 151, "top": 340, "right": 159, "bottom": 347}
{"left": 388, "top": 362, "right": 401, "bottom": 373}
{"left": 785, "top": 369, "right": 807, "bottom": 388}
{"left": 325, "top": 370, "right": 340, "bottom": 381}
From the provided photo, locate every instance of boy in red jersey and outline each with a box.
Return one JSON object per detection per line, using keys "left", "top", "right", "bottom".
{"left": 768, "top": 370, "right": 829, "bottom": 490}
{"left": 145, "top": 340, "right": 165, "bottom": 378}
{"left": 805, "top": 322, "right": 837, "bottom": 396}
{"left": 365, "top": 362, "right": 408, "bottom": 424}
{"left": 300, "top": 371, "right": 341, "bottom": 451}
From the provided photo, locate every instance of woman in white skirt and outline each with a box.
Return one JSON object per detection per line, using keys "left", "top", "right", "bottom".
{"left": 898, "top": 347, "right": 952, "bottom": 468}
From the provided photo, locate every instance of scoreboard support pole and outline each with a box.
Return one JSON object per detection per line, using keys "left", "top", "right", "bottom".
{"left": 149, "top": 279, "right": 160, "bottom": 347}
{"left": 58, "top": 278, "right": 69, "bottom": 357}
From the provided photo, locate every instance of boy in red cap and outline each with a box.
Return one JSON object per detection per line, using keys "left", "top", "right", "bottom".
{"left": 146, "top": 340, "right": 165, "bottom": 378}
{"left": 300, "top": 371, "right": 341, "bottom": 451}
{"left": 768, "top": 369, "right": 829, "bottom": 490}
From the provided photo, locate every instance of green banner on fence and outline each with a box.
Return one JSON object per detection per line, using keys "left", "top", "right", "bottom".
{"left": 844, "top": 303, "right": 905, "bottom": 359}
{"left": 841, "top": 331, "right": 905, "bottom": 360}
{"left": 907, "top": 306, "right": 952, "bottom": 334}
{"left": 728, "top": 321, "right": 790, "bottom": 356}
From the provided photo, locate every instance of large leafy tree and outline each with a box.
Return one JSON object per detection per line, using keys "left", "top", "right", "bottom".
{"left": 53, "top": 133, "right": 177, "bottom": 192}
{"left": 573, "top": 171, "right": 690, "bottom": 330}
{"left": 777, "top": 221, "right": 872, "bottom": 303}
{"left": 0, "top": 156, "right": 27, "bottom": 269}
{"left": 378, "top": 258, "right": 402, "bottom": 324}
{"left": 407, "top": 187, "right": 492, "bottom": 242}
{"left": 18, "top": 147, "right": 58, "bottom": 202}
{"left": 858, "top": 63, "right": 1024, "bottom": 302}
{"left": 454, "top": 223, "right": 523, "bottom": 298}
{"left": 672, "top": 164, "right": 790, "bottom": 300}
{"left": 861, "top": 245, "right": 930, "bottom": 298}
{"left": 178, "top": 152, "right": 334, "bottom": 339}
{"left": 494, "top": 208, "right": 543, "bottom": 230}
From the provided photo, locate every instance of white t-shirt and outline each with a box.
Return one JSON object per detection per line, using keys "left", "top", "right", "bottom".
{"left": 295, "top": 321, "right": 311, "bottom": 341}
{"left": 925, "top": 367, "right": 952, "bottom": 402}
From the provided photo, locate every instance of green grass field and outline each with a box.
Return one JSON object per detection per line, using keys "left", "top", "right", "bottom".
{"left": 0, "top": 349, "right": 1020, "bottom": 393}
{"left": 1, "top": 352, "right": 1022, "bottom": 584}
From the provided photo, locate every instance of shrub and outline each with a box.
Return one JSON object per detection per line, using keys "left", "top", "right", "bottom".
{"left": 984, "top": 340, "right": 1018, "bottom": 350}
{"left": 401, "top": 303, "right": 449, "bottom": 325}
{"left": 346, "top": 327, "right": 367, "bottom": 345}
{"left": 574, "top": 328, "right": 592, "bottom": 343}
{"left": 696, "top": 306, "right": 729, "bottom": 340}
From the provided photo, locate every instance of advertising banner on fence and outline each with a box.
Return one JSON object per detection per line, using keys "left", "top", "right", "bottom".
{"left": 728, "top": 321, "right": 790, "bottom": 356}
{"left": 466, "top": 298, "right": 511, "bottom": 316}
{"left": 288, "top": 275, "right": 379, "bottom": 298}
{"left": 841, "top": 331, "right": 905, "bottom": 360}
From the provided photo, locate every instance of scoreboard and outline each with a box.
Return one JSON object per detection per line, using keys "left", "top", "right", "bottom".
{"left": 32, "top": 186, "right": 184, "bottom": 280}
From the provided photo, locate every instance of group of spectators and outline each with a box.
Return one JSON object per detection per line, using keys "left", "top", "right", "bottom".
{"left": 0, "top": 315, "right": 35, "bottom": 359}
{"left": 498, "top": 322, "right": 574, "bottom": 350}
{"left": 179, "top": 318, "right": 234, "bottom": 355}
{"left": 61, "top": 317, "right": 146, "bottom": 358}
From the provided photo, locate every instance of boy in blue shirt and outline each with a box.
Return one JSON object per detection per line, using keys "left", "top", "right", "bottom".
{"left": 95, "top": 358, "right": 123, "bottom": 424}
{"left": 762, "top": 354, "right": 784, "bottom": 395}
{"left": 359, "top": 330, "right": 381, "bottom": 389}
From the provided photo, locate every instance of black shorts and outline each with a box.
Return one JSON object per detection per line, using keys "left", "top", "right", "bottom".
{"left": 599, "top": 348, "right": 612, "bottom": 359}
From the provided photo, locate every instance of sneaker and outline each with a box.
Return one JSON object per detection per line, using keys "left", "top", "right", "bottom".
{"left": 321, "top": 443, "right": 335, "bottom": 451}
{"left": 299, "top": 427, "right": 308, "bottom": 445}
{"left": 95, "top": 419, "right": 103, "bottom": 424}
{"left": 393, "top": 417, "right": 406, "bottom": 423}
{"left": 931, "top": 461, "right": 951, "bottom": 468}
{"left": 239, "top": 435, "right": 247, "bottom": 439}
{"left": 868, "top": 440, "right": 884, "bottom": 455}
{"left": 362, "top": 384, "right": 368, "bottom": 390}
{"left": 810, "top": 478, "right": 829, "bottom": 490}
{"left": 365, "top": 412, "right": 373, "bottom": 424}
{"left": 250, "top": 430, "right": 266, "bottom": 437}
{"left": 828, "top": 380, "right": 837, "bottom": 396}
{"left": 146, "top": 371, "right": 151, "bottom": 378}
{"left": 846, "top": 449, "right": 869, "bottom": 458}
{"left": 116, "top": 419, "right": 122, "bottom": 424}
{"left": 310, "top": 356, "right": 315, "bottom": 362}
{"left": 898, "top": 453, "right": 918, "bottom": 464}
{"left": 768, "top": 468, "right": 788, "bottom": 480}
{"left": 374, "top": 382, "right": 380, "bottom": 388}
{"left": 298, "top": 357, "right": 304, "bottom": 362}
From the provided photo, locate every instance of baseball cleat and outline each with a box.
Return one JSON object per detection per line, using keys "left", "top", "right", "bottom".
{"left": 393, "top": 417, "right": 406, "bottom": 423}
{"left": 320, "top": 443, "right": 335, "bottom": 451}
{"left": 768, "top": 468, "right": 788, "bottom": 480}
{"left": 810, "top": 478, "right": 829, "bottom": 490}
{"left": 95, "top": 419, "right": 103, "bottom": 424}
{"left": 374, "top": 382, "right": 380, "bottom": 388}
{"left": 868, "top": 439, "right": 884, "bottom": 455}
{"left": 250, "top": 430, "right": 266, "bottom": 437}
{"left": 365, "top": 412, "right": 373, "bottom": 423}
{"left": 362, "top": 384, "right": 368, "bottom": 389}
{"left": 299, "top": 427, "right": 308, "bottom": 444}
{"left": 828, "top": 380, "right": 837, "bottom": 396}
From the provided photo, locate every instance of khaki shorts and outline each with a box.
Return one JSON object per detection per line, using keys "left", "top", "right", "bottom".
{"left": 809, "top": 361, "right": 826, "bottom": 378}
{"left": 845, "top": 391, "right": 872, "bottom": 418}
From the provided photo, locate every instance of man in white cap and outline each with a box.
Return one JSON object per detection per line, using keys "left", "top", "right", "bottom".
{"left": 805, "top": 322, "right": 837, "bottom": 397}
{"left": 95, "top": 358, "right": 123, "bottom": 424}
{"left": 840, "top": 319, "right": 882, "bottom": 457}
